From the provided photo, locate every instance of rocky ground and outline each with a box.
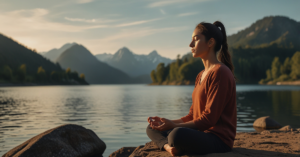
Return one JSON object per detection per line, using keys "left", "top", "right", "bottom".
{"left": 110, "top": 128, "right": 300, "bottom": 157}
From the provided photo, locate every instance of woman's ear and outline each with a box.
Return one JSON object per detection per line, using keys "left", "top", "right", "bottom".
{"left": 208, "top": 38, "right": 215, "bottom": 47}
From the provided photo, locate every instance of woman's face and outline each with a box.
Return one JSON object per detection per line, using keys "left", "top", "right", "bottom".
{"left": 189, "top": 29, "right": 211, "bottom": 58}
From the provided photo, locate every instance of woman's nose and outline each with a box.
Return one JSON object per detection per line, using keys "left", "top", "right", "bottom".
{"left": 189, "top": 41, "right": 194, "bottom": 48}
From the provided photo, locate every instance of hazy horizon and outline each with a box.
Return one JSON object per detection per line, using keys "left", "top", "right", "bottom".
{"left": 0, "top": 0, "right": 299, "bottom": 59}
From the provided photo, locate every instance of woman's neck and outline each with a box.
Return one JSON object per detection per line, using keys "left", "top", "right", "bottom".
{"left": 201, "top": 52, "right": 221, "bottom": 71}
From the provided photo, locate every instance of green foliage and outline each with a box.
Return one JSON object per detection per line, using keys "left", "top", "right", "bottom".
{"left": 80, "top": 73, "right": 85, "bottom": 80}
{"left": 280, "top": 57, "right": 291, "bottom": 75}
{"left": 231, "top": 45, "right": 297, "bottom": 83}
{"left": 16, "top": 64, "right": 26, "bottom": 82}
{"left": 1, "top": 65, "right": 13, "bottom": 81}
{"left": 290, "top": 51, "right": 300, "bottom": 80}
{"left": 150, "top": 70, "right": 157, "bottom": 83}
{"left": 260, "top": 51, "right": 300, "bottom": 84}
{"left": 150, "top": 54, "right": 204, "bottom": 84}
{"left": 271, "top": 57, "right": 281, "bottom": 79}
{"left": 37, "top": 66, "right": 47, "bottom": 82}
{"left": 155, "top": 63, "right": 168, "bottom": 83}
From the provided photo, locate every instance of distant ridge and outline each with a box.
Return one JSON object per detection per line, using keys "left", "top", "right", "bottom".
{"left": 0, "top": 33, "right": 61, "bottom": 75}
{"left": 42, "top": 43, "right": 77, "bottom": 62}
{"left": 56, "top": 44, "right": 132, "bottom": 84}
{"left": 95, "top": 47, "right": 173, "bottom": 77}
{"left": 227, "top": 16, "right": 300, "bottom": 49}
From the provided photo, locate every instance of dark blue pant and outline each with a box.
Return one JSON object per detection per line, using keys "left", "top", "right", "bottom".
{"left": 146, "top": 124, "right": 231, "bottom": 155}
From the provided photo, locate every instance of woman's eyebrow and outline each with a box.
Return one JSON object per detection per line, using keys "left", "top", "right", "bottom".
{"left": 192, "top": 35, "right": 199, "bottom": 38}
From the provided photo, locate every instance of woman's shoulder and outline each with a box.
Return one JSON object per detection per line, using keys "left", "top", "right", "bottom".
{"left": 210, "top": 63, "right": 235, "bottom": 82}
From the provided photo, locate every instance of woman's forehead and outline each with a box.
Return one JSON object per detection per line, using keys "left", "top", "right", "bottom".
{"left": 192, "top": 29, "right": 203, "bottom": 37}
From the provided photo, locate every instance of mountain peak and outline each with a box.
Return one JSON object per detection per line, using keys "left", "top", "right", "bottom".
{"left": 149, "top": 50, "right": 158, "bottom": 56}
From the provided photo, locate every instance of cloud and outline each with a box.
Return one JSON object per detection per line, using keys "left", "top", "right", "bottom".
{"left": 99, "top": 26, "right": 188, "bottom": 42}
{"left": 0, "top": 8, "right": 108, "bottom": 33}
{"left": 178, "top": 12, "right": 198, "bottom": 17}
{"left": 148, "top": 0, "right": 209, "bottom": 8}
{"left": 160, "top": 9, "right": 166, "bottom": 15}
{"left": 64, "top": 17, "right": 116, "bottom": 24}
{"left": 115, "top": 18, "right": 161, "bottom": 27}
{"left": 77, "top": 0, "right": 94, "bottom": 4}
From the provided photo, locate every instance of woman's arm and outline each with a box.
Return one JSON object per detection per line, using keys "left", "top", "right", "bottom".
{"left": 175, "top": 120, "right": 198, "bottom": 129}
{"left": 171, "top": 119, "right": 184, "bottom": 124}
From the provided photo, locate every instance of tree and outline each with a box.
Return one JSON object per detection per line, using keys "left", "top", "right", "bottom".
{"left": 150, "top": 70, "right": 157, "bottom": 83}
{"left": 1, "top": 65, "right": 13, "bottom": 81}
{"left": 37, "top": 66, "right": 46, "bottom": 82}
{"left": 51, "top": 71, "right": 60, "bottom": 82}
{"left": 271, "top": 57, "right": 281, "bottom": 79}
{"left": 280, "top": 57, "right": 291, "bottom": 75}
{"left": 80, "top": 73, "right": 85, "bottom": 80}
{"left": 290, "top": 51, "right": 300, "bottom": 80}
{"left": 155, "top": 63, "right": 167, "bottom": 83}
{"left": 17, "top": 64, "right": 26, "bottom": 82}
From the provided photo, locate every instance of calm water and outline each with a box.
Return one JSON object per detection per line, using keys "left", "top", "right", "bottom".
{"left": 1, "top": 85, "right": 300, "bottom": 157}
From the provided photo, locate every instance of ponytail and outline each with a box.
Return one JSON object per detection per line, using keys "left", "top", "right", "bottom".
{"left": 213, "top": 21, "right": 236, "bottom": 80}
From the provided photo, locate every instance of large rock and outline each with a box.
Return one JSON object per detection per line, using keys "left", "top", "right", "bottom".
{"left": 253, "top": 116, "right": 282, "bottom": 129}
{"left": 3, "top": 124, "right": 106, "bottom": 157}
{"left": 111, "top": 130, "right": 300, "bottom": 157}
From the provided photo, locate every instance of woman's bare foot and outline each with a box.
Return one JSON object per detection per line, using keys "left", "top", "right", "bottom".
{"left": 164, "top": 144, "right": 179, "bottom": 156}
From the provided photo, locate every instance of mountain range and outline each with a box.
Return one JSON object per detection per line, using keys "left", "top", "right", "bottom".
{"left": 56, "top": 44, "right": 135, "bottom": 84}
{"left": 95, "top": 47, "right": 173, "bottom": 77}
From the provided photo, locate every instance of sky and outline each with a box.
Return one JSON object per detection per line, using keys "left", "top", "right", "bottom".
{"left": 0, "top": 0, "right": 299, "bottom": 59}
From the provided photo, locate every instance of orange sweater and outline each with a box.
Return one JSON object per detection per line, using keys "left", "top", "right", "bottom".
{"left": 181, "top": 63, "right": 237, "bottom": 148}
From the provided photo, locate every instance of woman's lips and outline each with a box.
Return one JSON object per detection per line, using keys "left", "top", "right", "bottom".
{"left": 191, "top": 49, "right": 195, "bottom": 53}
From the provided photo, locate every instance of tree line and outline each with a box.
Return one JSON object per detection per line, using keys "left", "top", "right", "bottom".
{"left": 259, "top": 51, "right": 300, "bottom": 84}
{"left": 0, "top": 64, "right": 88, "bottom": 85}
{"left": 150, "top": 44, "right": 299, "bottom": 85}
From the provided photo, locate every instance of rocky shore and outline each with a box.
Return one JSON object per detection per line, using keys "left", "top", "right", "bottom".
{"left": 110, "top": 128, "right": 300, "bottom": 157}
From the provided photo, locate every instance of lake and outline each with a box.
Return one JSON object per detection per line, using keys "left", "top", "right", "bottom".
{"left": 1, "top": 85, "right": 300, "bottom": 157}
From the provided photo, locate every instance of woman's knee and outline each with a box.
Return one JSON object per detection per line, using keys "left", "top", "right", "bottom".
{"left": 168, "top": 127, "right": 186, "bottom": 147}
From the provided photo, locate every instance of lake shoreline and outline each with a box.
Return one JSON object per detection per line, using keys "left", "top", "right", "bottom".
{"left": 0, "top": 82, "right": 89, "bottom": 87}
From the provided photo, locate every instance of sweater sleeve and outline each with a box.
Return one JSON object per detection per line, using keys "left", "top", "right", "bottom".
{"left": 180, "top": 104, "right": 193, "bottom": 122}
{"left": 193, "top": 68, "right": 230, "bottom": 131}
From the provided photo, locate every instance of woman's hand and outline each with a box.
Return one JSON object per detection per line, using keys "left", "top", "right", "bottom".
{"left": 151, "top": 118, "right": 177, "bottom": 131}
{"left": 148, "top": 116, "right": 162, "bottom": 124}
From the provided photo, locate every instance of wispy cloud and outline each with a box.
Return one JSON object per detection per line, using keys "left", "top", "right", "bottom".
{"left": 178, "top": 12, "right": 198, "bottom": 17}
{"left": 99, "top": 26, "right": 188, "bottom": 42}
{"left": 160, "top": 9, "right": 166, "bottom": 15}
{"left": 65, "top": 17, "right": 116, "bottom": 24}
{"left": 77, "top": 0, "right": 94, "bottom": 4}
{"left": 0, "top": 8, "right": 108, "bottom": 33}
{"left": 115, "top": 18, "right": 162, "bottom": 27}
{"left": 148, "top": 0, "right": 209, "bottom": 8}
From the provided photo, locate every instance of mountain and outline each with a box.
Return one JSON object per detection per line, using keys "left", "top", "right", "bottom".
{"left": 0, "top": 33, "right": 61, "bottom": 75}
{"left": 42, "top": 43, "right": 77, "bottom": 62}
{"left": 228, "top": 16, "right": 300, "bottom": 49}
{"left": 95, "top": 47, "right": 173, "bottom": 77}
{"left": 56, "top": 44, "right": 132, "bottom": 84}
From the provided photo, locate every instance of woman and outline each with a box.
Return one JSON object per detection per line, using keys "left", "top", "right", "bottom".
{"left": 146, "top": 21, "right": 237, "bottom": 156}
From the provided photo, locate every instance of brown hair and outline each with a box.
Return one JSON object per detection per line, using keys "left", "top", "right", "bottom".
{"left": 196, "top": 21, "right": 236, "bottom": 79}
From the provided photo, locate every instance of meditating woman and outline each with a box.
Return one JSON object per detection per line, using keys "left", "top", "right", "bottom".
{"left": 146, "top": 21, "right": 237, "bottom": 156}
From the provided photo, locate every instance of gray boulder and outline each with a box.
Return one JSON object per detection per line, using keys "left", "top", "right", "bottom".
{"left": 3, "top": 124, "right": 106, "bottom": 157}
{"left": 253, "top": 116, "right": 282, "bottom": 129}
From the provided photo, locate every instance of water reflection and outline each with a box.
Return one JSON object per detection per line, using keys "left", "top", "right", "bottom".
{"left": 0, "top": 85, "right": 300, "bottom": 157}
